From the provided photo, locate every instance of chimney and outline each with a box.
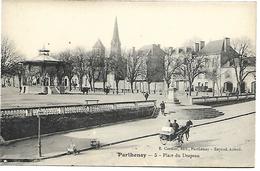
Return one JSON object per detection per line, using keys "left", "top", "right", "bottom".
{"left": 195, "top": 43, "right": 200, "bottom": 52}
{"left": 224, "top": 37, "right": 230, "bottom": 52}
{"left": 200, "top": 41, "right": 205, "bottom": 50}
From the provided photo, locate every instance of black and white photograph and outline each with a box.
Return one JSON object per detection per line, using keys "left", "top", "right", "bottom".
{"left": 0, "top": 0, "right": 257, "bottom": 168}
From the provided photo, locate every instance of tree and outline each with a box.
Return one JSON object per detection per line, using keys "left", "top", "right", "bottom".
{"left": 205, "top": 62, "right": 220, "bottom": 96}
{"left": 164, "top": 48, "right": 183, "bottom": 88}
{"left": 145, "top": 51, "right": 165, "bottom": 94}
{"left": 1, "top": 36, "right": 24, "bottom": 87}
{"left": 86, "top": 52, "right": 103, "bottom": 92}
{"left": 109, "top": 55, "right": 127, "bottom": 94}
{"left": 127, "top": 48, "right": 145, "bottom": 93}
{"left": 57, "top": 50, "right": 75, "bottom": 91}
{"left": 230, "top": 38, "right": 256, "bottom": 95}
{"left": 72, "top": 47, "right": 89, "bottom": 91}
{"left": 179, "top": 50, "right": 206, "bottom": 96}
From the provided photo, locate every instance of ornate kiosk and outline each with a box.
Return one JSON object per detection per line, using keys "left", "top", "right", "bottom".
{"left": 20, "top": 48, "right": 68, "bottom": 94}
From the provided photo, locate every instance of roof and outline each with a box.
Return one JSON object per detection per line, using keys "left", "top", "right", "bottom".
{"left": 22, "top": 54, "right": 61, "bottom": 63}
{"left": 200, "top": 40, "right": 224, "bottom": 55}
{"left": 200, "top": 39, "right": 239, "bottom": 66}
{"left": 93, "top": 39, "right": 105, "bottom": 49}
{"left": 138, "top": 44, "right": 166, "bottom": 56}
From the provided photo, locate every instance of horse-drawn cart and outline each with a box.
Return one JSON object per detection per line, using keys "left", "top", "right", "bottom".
{"left": 159, "top": 126, "right": 189, "bottom": 145}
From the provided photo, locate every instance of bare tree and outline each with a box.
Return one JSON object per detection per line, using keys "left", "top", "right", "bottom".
{"left": 57, "top": 50, "right": 75, "bottom": 91}
{"left": 179, "top": 50, "right": 206, "bottom": 96}
{"left": 86, "top": 52, "right": 103, "bottom": 92}
{"left": 205, "top": 62, "right": 220, "bottom": 97}
{"left": 1, "top": 36, "right": 24, "bottom": 87}
{"left": 72, "top": 47, "right": 89, "bottom": 91}
{"left": 127, "top": 48, "right": 145, "bottom": 93}
{"left": 109, "top": 55, "right": 127, "bottom": 94}
{"left": 144, "top": 51, "right": 165, "bottom": 94}
{"left": 230, "top": 38, "right": 256, "bottom": 95}
{"left": 164, "top": 48, "right": 183, "bottom": 88}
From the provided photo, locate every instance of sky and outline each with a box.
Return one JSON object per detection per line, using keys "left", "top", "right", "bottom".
{"left": 1, "top": 0, "right": 256, "bottom": 59}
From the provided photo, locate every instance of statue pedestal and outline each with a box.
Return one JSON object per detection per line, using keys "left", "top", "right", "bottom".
{"left": 167, "top": 88, "right": 180, "bottom": 104}
{"left": 165, "top": 88, "right": 180, "bottom": 114}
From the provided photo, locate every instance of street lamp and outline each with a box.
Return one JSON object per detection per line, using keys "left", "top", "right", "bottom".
{"left": 37, "top": 108, "right": 43, "bottom": 158}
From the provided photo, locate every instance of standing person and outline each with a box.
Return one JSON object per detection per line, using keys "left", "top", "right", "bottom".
{"left": 166, "top": 120, "right": 173, "bottom": 127}
{"left": 144, "top": 92, "right": 149, "bottom": 101}
{"left": 160, "top": 101, "right": 166, "bottom": 116}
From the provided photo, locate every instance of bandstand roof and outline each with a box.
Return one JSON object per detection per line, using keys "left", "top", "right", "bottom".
{"left": 22, "top": 49, "right": 62, "bottom": 64}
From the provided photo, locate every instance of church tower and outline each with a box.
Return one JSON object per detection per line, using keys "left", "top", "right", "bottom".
{"left": 110, "top": 17, "right": 121, "bottom": 57}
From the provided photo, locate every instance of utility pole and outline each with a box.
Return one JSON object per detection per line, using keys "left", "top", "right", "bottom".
{"left": 37, "top": 108, "right": 43, "bottom": 158}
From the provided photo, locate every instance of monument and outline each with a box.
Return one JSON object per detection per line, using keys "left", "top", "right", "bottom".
{"left": 165, "top": 83, "right": 180, "bottom": 114}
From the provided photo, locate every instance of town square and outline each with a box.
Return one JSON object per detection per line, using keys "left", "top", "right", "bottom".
{"left": 0, "top": 0, "right": 257, "bottom": 167}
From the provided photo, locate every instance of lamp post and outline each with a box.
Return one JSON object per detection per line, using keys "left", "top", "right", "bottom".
{"left": 37, "top": 108, "right": 43, "bottom": 158}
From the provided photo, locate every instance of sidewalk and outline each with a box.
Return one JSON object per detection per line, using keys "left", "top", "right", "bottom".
{"left": 0, "top": 101, "right": 255, "bottom": 160}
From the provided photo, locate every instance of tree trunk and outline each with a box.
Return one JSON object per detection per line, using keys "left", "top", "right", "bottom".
{"left": 130, "top": 81, "right": 134, "bottom": 93}
{"left": 93, "top": 81, "right": 96, "bottom": 92}
{"left": 88, "top": 79, "right": 93, "bottom": 91}
{"left": 212, "top": 81, "right": 215, "bottom": 97}
{"left": 79, "top": 75, "right": 83, "bottom": 91}
{"left": 13, "top": 76, "right": 15, "bottom": 87}
{"left": 69, "top": 77, "right": 73, "bottom": 91}
{"left": 103, "top": 81, "right": 106, "bottom": 92}
{"left": 189, "top": 81, "right": 192, "bottom": 96}
{"left": 116, "top": 80, "right": 119, "bottom": 94}
{"left": 18, "top": 75, "right": 22, "bottom": 90}
{"left": 147, "top": 82, "right": 151, "bottom": 94}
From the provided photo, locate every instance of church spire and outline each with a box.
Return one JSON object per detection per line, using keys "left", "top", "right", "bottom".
{"left": 111, "top": 17, "right": 121, "bottom": 57}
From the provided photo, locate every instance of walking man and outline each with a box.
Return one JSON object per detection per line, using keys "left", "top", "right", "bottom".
{"left": 160, "top": 101, "right": 166, "bottom": 116}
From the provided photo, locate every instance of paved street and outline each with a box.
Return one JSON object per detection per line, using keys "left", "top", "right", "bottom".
{"left": 0, "top": 101, "right": 255, "bottom": 166}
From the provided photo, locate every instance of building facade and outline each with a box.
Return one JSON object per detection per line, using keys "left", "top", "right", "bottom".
{"left": 176, "top": 38, "right": 256, "bottom": 95}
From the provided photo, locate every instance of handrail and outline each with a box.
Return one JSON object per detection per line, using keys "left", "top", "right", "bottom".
{"left": 1, "top": 100, "right": 156, "bottom": 111}
{"left": 192, "top": 93, "right": 255, "bottom": 100}
{"left": 1, "top": 100, "right": 157, "bottom": 118}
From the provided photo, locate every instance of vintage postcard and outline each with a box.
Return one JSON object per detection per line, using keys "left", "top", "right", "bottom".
{"left": 0, "top": 0, "right": 256, "bottom": 168}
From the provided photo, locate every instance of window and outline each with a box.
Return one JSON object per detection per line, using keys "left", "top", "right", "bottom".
{"left": 198, "top": 82, "right": 201, "bottom": 87}
{"left": 205, "top": 82, "right": 208, "bottom": 87}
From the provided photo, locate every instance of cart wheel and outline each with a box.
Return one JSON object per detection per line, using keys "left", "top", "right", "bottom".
{"left": 160, "top": 135, "right": 168, "bottom": 145}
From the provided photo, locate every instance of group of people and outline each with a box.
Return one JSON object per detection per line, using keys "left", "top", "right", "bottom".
{"left": 167, "top": 119, "right": 193, "bottom": 141}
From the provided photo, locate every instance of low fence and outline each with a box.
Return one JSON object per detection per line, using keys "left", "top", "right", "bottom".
{"left": 0, "top": 100, "right": 159, "bottom": 141}
{"left": 191, "top": 94, "right": 256, "bottom": 105}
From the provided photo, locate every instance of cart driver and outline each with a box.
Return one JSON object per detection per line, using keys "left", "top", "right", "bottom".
{"left": 172, "top": 120, "right": 179, "bottom": 134}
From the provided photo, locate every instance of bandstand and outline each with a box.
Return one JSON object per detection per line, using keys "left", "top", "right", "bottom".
{"left": 20, "top": 49, "right": 68, "bottom": 94}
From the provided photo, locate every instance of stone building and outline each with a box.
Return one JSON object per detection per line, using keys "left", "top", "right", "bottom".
{"left": 174, "top": 38, "right": 256, "bottom": 95}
